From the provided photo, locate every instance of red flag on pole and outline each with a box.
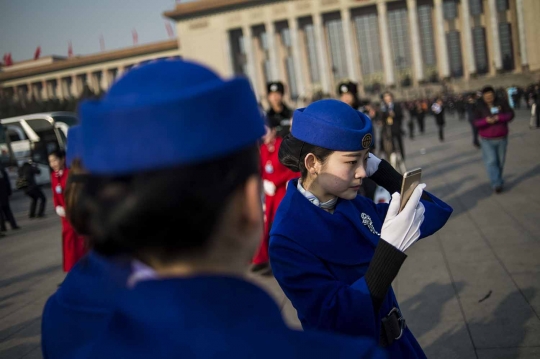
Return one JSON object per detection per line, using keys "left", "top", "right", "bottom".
{"left": 165, "top": 22, "right": 174, "bottom": 38}
{"left": 7, "top": 53, "right": 13, "bottom": 66}
{"left": 68, "top": 41, "right": 73, "bottom": 58}
{"left": 100, "top": 35, "right": 105, "bottom": 51}
{"left": 34, "top": 46, "right": 41, "bottom": 60}
{"left": 132, "top": 29, "right": 139, "bottom": 45}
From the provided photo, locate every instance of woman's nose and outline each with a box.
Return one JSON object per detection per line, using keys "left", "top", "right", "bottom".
{"left": 355, "top": 165, "right": 366, "bottom": 179}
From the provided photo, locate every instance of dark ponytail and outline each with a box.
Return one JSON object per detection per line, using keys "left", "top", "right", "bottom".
{"left": 77, "top": 145, "right": 260, "bottom": 263}
{"left": 278, "top": 134, "right": 333, "bottom": 180}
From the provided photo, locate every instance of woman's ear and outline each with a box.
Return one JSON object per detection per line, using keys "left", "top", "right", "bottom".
{"left": 304, "top": 153, "right": 319, "bottom": 175}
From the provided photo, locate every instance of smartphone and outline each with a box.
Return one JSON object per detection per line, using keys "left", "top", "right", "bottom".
{"left": 490, "top": 106, "right": 500, "bottom": 115}
{"left": 399, "top": 168, "right": 422, "bottom": 213}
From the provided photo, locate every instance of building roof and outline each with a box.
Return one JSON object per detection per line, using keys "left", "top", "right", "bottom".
{"left": 0, "top": 39, "right": 179, "bottom": 83}
{"left": 163, "top": 0, "right": 269, "bottom": 20}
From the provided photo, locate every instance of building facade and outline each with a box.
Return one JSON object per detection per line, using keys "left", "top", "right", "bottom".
{"left": 165, "top": 0, "right": 539, "bottom": 101}
{"left": 0, "top": 40, "right": 181, "bottom": 102}
{"left": 1, "top": 0, "right": 539, "bottom": 103}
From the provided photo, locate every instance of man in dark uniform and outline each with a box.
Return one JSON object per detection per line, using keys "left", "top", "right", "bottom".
{"left": 266, "top": 81, "right": 293, "bottom": 138}
{"left": 337, "top": 80, "right": 378, "bottom": 200}
{"left": 380, "top": 92, "right": 405, "bottom": 161}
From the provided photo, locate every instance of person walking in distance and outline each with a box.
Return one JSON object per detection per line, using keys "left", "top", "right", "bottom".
{"left": 466, "top": 94, "right": 480, "bottom": 148}
{"left": 19, "top": 161, "right": 47, "bottom": 218}
{"left": 414, "top": 100, "right": 427, "bottom": 135}
{"left": 380, "top": 92, "right": 405, "bottom": 161}
{"left": 0, "top": 163, "right": 19, "bottom": 232}
{"left": 49, "top": 150, "right": 86, "bottom": 272}
{"left": 474, "top": 86, "right": 515, "bottom": 194}
{"left": 431, "top": 98, "right": 445, "bottom": 142}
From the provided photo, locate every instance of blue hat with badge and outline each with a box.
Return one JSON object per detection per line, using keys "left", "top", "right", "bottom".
{"left": 78, "top": 59, "right": 265, "bottom": 175}
{"left": 291, "top": 99, "right": 373, "bottom": 151}
{"left": 66, "top": 125, "right": 82, "bottom": 167}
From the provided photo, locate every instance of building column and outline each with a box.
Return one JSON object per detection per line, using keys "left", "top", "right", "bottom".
{"left": 57, "top": 78, "right": 65, "bottom": 99}
{"left": 377, "top": 1, "right": 395, "bottom": 85}
{"left": 242, "top": 24, "right": 260, "bottom": 98}
{"left": 487, "top": 0, "right": 502, "bottom": 70}
{"left": 407, "top": 0, "right": 424, "bottom": 83}
{"left": 288, "top": 17, "right": 306, "bottom": 100}
{"left": 223, "top": 31, "right": 235, "bottom": 77}
{"left": 313, "top": 12, "right": 331, "bottom": 94}
{"left": 71, "top": 75, "right": 79, "bottom": 97}
{"left": 434, "top": 0, "right": 450, "bottom": 78}
{"left": 41, "top": 81, "right": 49, "bottom": 100}
{"left": 461, "top": 0, "right": 476, "bottom": 75}
{"left": 340, "top": 7, "right": 359, "bottom": 83}
{"left": 516, "top": 0, "right": 528, "bottom": 70}
{"left": 265, "top": 19, "right": 281, "bottom": 82}
{"left": 101, "top": 69, "right": 109, "bottom": 91}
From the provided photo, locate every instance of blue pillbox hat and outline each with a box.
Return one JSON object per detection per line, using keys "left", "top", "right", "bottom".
{"left": 78, "top": 59, "right": 265, "bottom": 175}
{"left": 291, "top": 99, "right": 373, "bottom": 151}
{"left": 66, "top": 125, "right": 82, "bottom": 167}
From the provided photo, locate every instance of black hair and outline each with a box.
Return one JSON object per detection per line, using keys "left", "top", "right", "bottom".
{"left": 48, "top": 149, "right": 66, "bottom": 159}
{"left": 279, "top": 134, "right": 334, "bottom": 180}
{"left": 78, "top": 145, "right": 259, "bottom": 263}
{"left": 482, "top": 86, "right": 495, "bottom": 94}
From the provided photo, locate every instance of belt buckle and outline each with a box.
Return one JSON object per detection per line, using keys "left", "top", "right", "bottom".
{"left": 388, "top": 307, "right": 406, "bottom": 340}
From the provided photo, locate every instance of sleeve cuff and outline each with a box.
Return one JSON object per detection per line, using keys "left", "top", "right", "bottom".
{"left": 369, "top": 160, "right": 402, "bottom": 194}
{"left": 365, "top": 240, "right": 407, "bottom": 313}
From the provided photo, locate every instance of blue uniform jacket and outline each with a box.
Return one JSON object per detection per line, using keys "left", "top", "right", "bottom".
{"left": 269, "top": 179, "right": 453, "bottom": 359}
{"left": 41, "top": 251, "right": 131, "bottom": 359}
{"left": 85, "top": 276, "right": 388, "bottom": 359}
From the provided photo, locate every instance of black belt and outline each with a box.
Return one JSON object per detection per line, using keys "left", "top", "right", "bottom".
{"left": 380, "top": 307, "right": 406, "bottom": 347}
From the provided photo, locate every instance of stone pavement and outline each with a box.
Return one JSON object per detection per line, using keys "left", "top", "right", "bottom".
{"left": 0, "top": 109, "right": 539, "bottom": 359}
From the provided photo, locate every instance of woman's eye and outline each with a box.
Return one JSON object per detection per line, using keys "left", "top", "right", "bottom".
{"left": 348, "top": 161, "right": 358, "bottom": 165}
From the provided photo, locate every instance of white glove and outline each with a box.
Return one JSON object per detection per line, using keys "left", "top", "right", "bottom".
{"left": 380, "top": 184, "right": 426, "bottom": 252}
{"left": 56, "top": 206, "right": 66, "bottom": 218}
{"left": 366, "top": 153, "right": 382, "bottom": 177}
{"left": 263, "top": 180, "right": 276, "bottom": 196}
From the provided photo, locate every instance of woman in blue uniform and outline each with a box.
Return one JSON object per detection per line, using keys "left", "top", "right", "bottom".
{"left": 53, "top": 60, "right": 387, "bottom": 359}
{"left": 269, "top": 99, "right": 453, "bottom": 358}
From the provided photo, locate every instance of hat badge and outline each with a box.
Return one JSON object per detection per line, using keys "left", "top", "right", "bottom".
{"left": 270, "top": 84, "right": 278, "bottom": 92}
{"left": 340, "top": 85, "right": 348, "bottom": 93}
{"left": 362, "top": 134, "right": 372, "bottom": 149}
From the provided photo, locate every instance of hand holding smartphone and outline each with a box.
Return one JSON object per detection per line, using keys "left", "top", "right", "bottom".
{"left": 399, "top": 168, "right": 422, "bottom": 213}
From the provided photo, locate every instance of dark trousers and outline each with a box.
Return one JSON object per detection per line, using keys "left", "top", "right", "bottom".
{"left": 393, "top": 133, "right": 405, "bottom": 160}
{"left": 26, "top": 187, "right": 46, "bottom": 217}
{"left": 416, "top": 114, "right": 425, "bottom": 133}
{"left": 470, "top": 121, "right": 480, "bottom": 145}
{"left": 407, "top": 120, "right": 414, "bottom": 139}
{"left": 0, "top": 204, "right": 18, "bottom": 231}
{"left": 437, "top": 125, "right": 445, "bottom": 141}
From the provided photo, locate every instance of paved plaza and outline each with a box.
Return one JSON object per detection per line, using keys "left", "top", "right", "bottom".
{"left": 0, "top": 109, "right": 539, "bottom": 359}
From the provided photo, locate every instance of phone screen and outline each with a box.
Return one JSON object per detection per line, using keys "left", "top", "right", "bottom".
{"left": 490, "top": 107, "right": 500, "bottom": 115}
{"left": 399, "top": 168, "right": 422, "bottom": 213}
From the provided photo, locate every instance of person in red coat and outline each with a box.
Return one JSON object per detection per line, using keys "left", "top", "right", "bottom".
{"left": 252, "top": 125, "right": 298, "bottom": 274}
{"left": 48, "top": 150, "right": 86, "bottom": 272}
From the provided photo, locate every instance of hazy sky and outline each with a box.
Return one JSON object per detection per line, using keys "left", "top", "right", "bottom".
{"left": 0, "top": 0, "right": 196, "bottom": 62}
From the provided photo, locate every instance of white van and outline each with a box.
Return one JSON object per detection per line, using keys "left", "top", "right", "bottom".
{"left": 0, "top": 112, "right": 78, "bottom": 187}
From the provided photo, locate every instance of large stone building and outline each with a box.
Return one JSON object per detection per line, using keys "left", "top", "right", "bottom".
{"left": 165, "top": 0, "right": 539, "bottom": 100}
{"left": 1, "top": 0, "right": 539, "bottom": 103}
